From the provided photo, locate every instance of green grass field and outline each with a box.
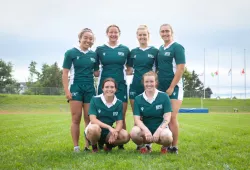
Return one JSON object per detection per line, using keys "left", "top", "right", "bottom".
{"left": 0, "top": 94, "right": 250, "bottom": 169}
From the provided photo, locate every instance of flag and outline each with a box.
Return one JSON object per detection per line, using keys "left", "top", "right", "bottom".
{"left": 215, "top": 71, "right": 219, "bottom": 76}
{"left": 211, "top": 72, "right": 214, "bottom": 77}
{"left": 228, "top": 69, "right": 232, "bottom": 76}
{"left": 241, "top": 69, "right": 245, "bottom": 75}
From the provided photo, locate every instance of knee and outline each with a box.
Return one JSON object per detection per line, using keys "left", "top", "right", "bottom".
{"left": 160, "top": 129, "right": 173, "bottom": 146}
{"left": 119, "top": 130, "right": 130, "bottom": 143}
{"left": 87, "top": 124, "right": 101, "bottom": 136}
{"left": 130, "top": 126, "right": 141, "bottom": 140}
{"left": 72, "top": 117, "right": 81, "bottom": 124}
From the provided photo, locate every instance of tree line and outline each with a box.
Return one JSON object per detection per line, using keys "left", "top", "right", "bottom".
{"left": 0, "top": 59, "right": 213, "bottom": 97}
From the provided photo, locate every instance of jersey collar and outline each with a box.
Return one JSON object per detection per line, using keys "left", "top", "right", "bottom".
{"left": 163, "top": 41, "right": 175, "bottom": 50}
{"left": 105, "top": 42, "right": 120, "bottom": 49}
{"left": 100, "top": 93, "right": 117, "bottom": 108}
{"left": 142, "top": 89, "right": 159, "bottom": 104}
{"left": 74, "top": 45, "right": 89, "bottom": 54}
{"left": 139, "top": 46, "right": 151, "bottom": 51}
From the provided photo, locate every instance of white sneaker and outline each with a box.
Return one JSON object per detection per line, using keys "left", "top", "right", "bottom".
{"left": 74, "top": 146, "right": 80, "bottom": 152}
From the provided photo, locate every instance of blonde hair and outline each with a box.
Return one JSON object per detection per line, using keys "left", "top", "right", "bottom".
{"left": 78, "top": 28, "right": 95, "bottom": 47}
{"left": 106, "top": 25, "right": 121, "bottom": 34}
{"left": 136, "top": 25, "right": 150, "bottom": 35}
{"left": 142, "top": 71, "right": 158, "bottom": 86}
{"left": 159, "top": 24, "right": 174, "bottom": 34}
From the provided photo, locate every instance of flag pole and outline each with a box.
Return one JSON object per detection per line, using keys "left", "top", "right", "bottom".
{"left": 230, "top": 48, "right": 233, "bottom": 100}
{"left": 217, "top": 48, "right": 220, "bottom": 97}
{"left": 244, "top": 49, "right": 246, "bottom": 101}
{"left": 204, "top": 48, "right": 206, "bottom": 99}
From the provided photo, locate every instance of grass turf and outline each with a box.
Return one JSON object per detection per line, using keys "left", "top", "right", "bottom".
{"left": 0, "top": 94, "right": 250, "bottom": 169}
{"left": 0, "top": 113, "right": 250, "bottom": 169}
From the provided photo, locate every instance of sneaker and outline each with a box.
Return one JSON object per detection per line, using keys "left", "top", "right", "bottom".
{"left": 104, "top": 143, "right": 113, "bottom": 152}
{"left": 83, "top": 147, "right": 90, "bottom": 152}
{"left": 161, "top": 146, "right": 168, "bottom": 154}
{"left": 171, "top": 146, "right": 178, "bottom": 154}
{"left": 92, "top": 144, "right": 98, "bottom": 153}
{"left": 118, "top": 145, "right": 125, "bottom": 150}
{"left": 136, "top": 146, "right": 140, "bottom": 151}
{"left": 146, "top": 145, "right": 152, "bottom": 153}
{"left": 74, "top": 146, "right": 80, "bottom": 153}
{"left": 140, "top": 146, "right": 148, "bottom": 154}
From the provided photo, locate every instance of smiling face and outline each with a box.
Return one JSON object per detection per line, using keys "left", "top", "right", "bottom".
{"left": 106, "top": 26, "right": 120, "bottom": 44}
{"left": 79, "top": 31, "right": 94, "bottom": 50}
{"left": 159, "top": 24, "right": 173, "bottom": 43}
{"left": 102, "top": 80, "right": 117, "bottom": 97}
{"left": 143, "top": 75, "right": 157, "bottom": 93}
{"left": 137, "top": 29, "right": 149, "bottom": 46}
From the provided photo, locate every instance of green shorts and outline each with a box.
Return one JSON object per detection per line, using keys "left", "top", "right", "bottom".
{"left": 98, "top": 80, "right": 128, "bottom": 103}
{"left": 69, "top": 83, "right": 96, "bottom": 103}
{"left": 158, "top": 79, "right": 183, "bottom": 100}
{"left": 129, "top": 82, "right": 144, "bottom": 100}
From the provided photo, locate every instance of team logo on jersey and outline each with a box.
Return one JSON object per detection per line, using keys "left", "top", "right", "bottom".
{"left": 148, "top": 54, "right": 154, "bottom": 58}
{"left": 98, "top": 109, "right": 101, "bottom": 113}
{"left": 172, "top": 92, "right": 176, "bottom": 96}
{"left": 77, "top": 56, "right": 80, "bottom": 60}
{"left": 164, "top": 52, "right": 171, "bottom": 56}
{"left": 71, "top": 92, "right": 78, "bottom": 96}
{"left": 133, "top": 55, "right": 136, "bottom": 58}
{"left": 156, "top": 104, "right": 163, "bottom": 110}
{"left": 141, "top": 107, "right": 144, "bottom": 111}
{"left": 103, "top": 52, "right": 106, "bottom": 56}
{"left": 113, "top": 112, "right": 118, "bottom": 116}
{"left": 118, "top": 52, "right": 125, "bottom": 56}
{"left": 124, "top": 95, "right": 127, "bottom": 99}
{"left": 130, "top": 92, "right": 136, "bottom": 96}
{"left": 90, "top": 58, "right": 96, "bottom": 62}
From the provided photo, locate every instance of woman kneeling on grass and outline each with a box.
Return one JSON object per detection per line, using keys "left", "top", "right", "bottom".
{"left": 130, "top": 71, "right": 173, "bottom": 154}
{"left": 85, "top": 78, "right": 130, "bottom": 152}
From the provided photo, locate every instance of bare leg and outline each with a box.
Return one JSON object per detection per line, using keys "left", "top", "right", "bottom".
{"left": 83, "top": 103, "right": 90, "bottom": 148}
{"left": 122, "top": 102, "right": 127, "bottom": 130}
{"left": 70, "top": 101, "right": 83, "bottom": 147}
{"left": 169, "top": 99, "right": 182, "bottom": 146}
{"left": 86, "top": 124, "right": 101, "bottom": 145}
{"left": 130, "top": 126, "right": 145, "bottom": 145}
{"left": 155, "top": 128, "right": 173, "bottom": 147}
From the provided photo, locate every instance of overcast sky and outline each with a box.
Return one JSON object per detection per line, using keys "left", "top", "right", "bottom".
{"left": 1, "top": 0, "right": 250, "bottom": 95}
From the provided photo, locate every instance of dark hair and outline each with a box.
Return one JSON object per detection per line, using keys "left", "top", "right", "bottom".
{"left": 106, "top": 25, "right": 121, "bottom": 34}
{"left": 102, "top": 78, "right": 118, "bottom": 89}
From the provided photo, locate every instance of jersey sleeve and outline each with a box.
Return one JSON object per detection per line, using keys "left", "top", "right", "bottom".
{"left": 133, "top": 98, "right": 141, "bottom": 116}
{"left": 88, "top": 98, "right": 97, "bottom": 116}
{"left": 95, "top": 47, "right": 101, "bottom": 69}
{"left": 127, "top": 49, "right": 133, "bottom": 67}
{"left": 62, "top": 50, "right": 72, "bottom": 69}
{"left": 163, "top": 94, "right": 172, "bottom": 113}
{"left": 174, "top": 44, "right": 186, "bottom": 65}
{"left": 93, "top": 52, "right": 99, "bottom": 71}
{"left": 116, "top": 102, "right": 123, "bottom": 121}
{"left": 126, "top": 47, "right": 131, "bottom": 66}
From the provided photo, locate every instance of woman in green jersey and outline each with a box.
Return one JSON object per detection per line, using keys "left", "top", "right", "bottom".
{"left": 62, "top": 28, "right": 99, "bottom": 152}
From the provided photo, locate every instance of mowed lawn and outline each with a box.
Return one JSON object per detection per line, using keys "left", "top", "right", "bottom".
{"left": 0, "top": 94, "right": 250, "bottom": 169}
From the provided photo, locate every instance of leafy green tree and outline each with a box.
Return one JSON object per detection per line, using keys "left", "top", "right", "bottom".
{"left": 0, "top": 59, "right": 20, "bottom": 93}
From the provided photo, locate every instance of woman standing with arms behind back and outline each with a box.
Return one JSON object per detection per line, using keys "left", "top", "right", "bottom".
{"left": 62, "top": 28, "right": 99, "bottom": 152}
{"left": 157, "top": 24, "right": 186, "bottom": 154}
{"left": 95, "top": 25, "right": 130, "bottom": 149}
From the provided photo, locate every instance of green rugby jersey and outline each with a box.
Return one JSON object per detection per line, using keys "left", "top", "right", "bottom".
{"left": 96, "top": 44, "right": 130, "bottom": 83}
{"left": 157, "top": 42, "right": 186, "bottom": 81}
{"left": 128, "top": 46, "right": 158, "bottom": 82}
{"left": 88, "top": 94, "right": 123, "bottom": 127}
{"left": 133, "top": 90, "right": 172, "bottom": 133}
{"left": 63, "top": 47, "right": 99, "bottom": 85}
